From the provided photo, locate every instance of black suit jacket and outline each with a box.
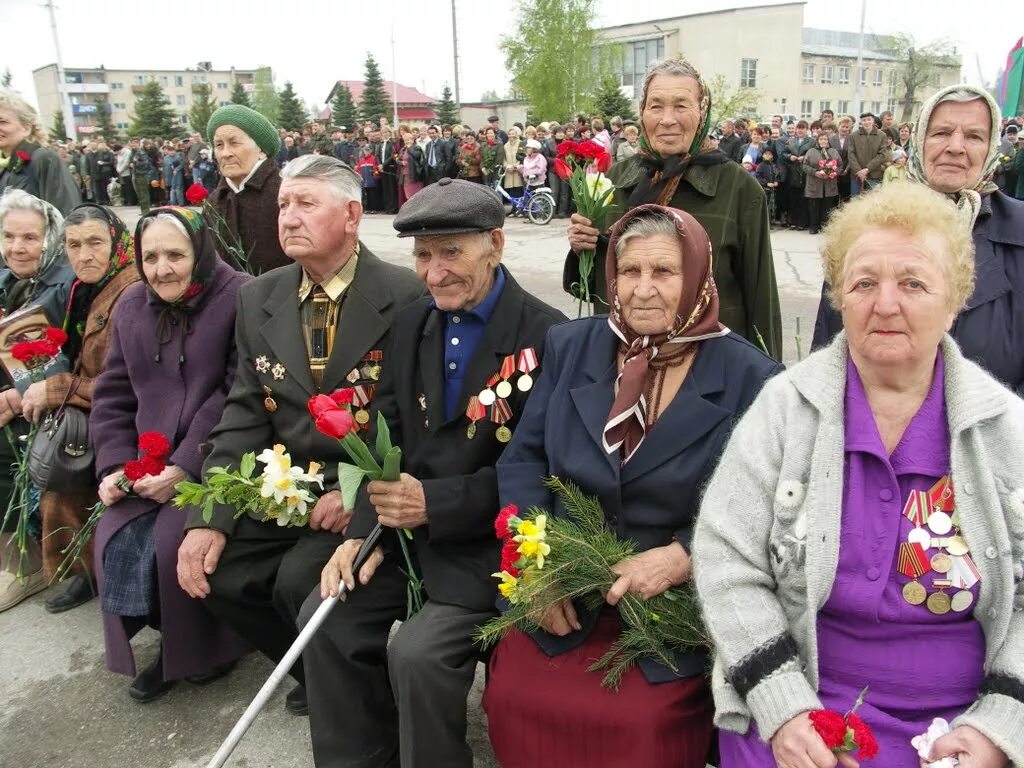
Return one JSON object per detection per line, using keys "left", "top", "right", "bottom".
{"left": 186, "top": 246, "right": 425, "bottom": 535}
{"left": 425, "top": 139, "right": 451, "bottom": 180}
{"left": 347, "top": 268, "right": 567, "bottom": 611}
{"left": 377, "top": 139, "right": 397, "bottom": 174}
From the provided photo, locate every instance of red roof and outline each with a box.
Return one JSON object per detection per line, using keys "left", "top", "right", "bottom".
{"left": 329, "top": 80, "right": 436, "bottom": 105}
{"left": 399, "top": 108, "right": 437, "bottom": 120}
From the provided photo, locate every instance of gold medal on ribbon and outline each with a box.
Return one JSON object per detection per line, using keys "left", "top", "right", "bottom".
{"left": 496, "top": 426, "right": 512, "bottom": 443}
{"left": 355, "top": 409, "right": 370, "bottom": 425}
{"left": 465, "top": 395, "right": 486, "bottom": 440}
{"left": 262, "top": 386, "right": 277, "bottom": 413}
{"left": 926, "top": 591, "right": 951, "bottom": 615}
{"left": 930, "top": 553, "right": 952, "bottom": 574}
{"left": 902, "top": 581, "right": 926, "bottom": 605}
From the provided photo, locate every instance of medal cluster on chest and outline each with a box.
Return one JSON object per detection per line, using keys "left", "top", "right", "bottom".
{"left": 463, "top": 348, "right": 538, "bottom": 443}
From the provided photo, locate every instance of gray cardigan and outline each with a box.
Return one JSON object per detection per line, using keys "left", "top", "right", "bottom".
{"left": 694, "top": 333, "right": 1024, "bottom": 764}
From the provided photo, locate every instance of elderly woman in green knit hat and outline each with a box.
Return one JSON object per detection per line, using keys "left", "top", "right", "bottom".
{"left": 563, "top": 56, "right": 783, "bottom": 360}
{"left": 206, "top": 104, "right": 290, "bottom": 274}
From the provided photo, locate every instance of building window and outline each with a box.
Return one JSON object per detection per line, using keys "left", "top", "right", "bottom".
{"left": 801, "top": 100, "right": 813, "bottom": 119}
{"left": 873, "top": 69, "right": 883, "bottom": 86}
{"left": 176, "top": 95, "right": 186, "bottom": 106}
{"left": 180, "top": 115, "right": 189, "bottom": 125}
{"left": 860, "top": 67, "right": 868, "bottom": 86}
{"left": 838, "top": 66, "right": 850, "bottom": 85}
{"left": 837, "top": 100, "right": 850, "bottom": 116}
{"left": 802, "top": 63, "right": 815, "bottom": 83}
{"left": 174, "top": 76, "right": 184, "bottom": 87}
{"left": 872, "top": 101, "right": 882, "bottom": 114}
{"left": 110, "top": 82, "right": 123, "bottom": 89}
{"left": 114, "top": 102, "right": 127, "bottom": 110}
{"left": 116, "top": 122, "right": 128, "bottom": 129}
{"left": 133, "top": 75, "right": 146, "bottom": 85}
{"left": 886, "top": 98, "right": 898, "bottom": 114}
{"left": 219, "top": 100, "right": 230, "bottom": 107}
{"left": 193, "top": 75, "right": 207, "bottom": 84}
{"left": 821, "top": 65, "right": 833, "bottom": 84}
{"left": 819, "top": 100, "right": 831, "bottom": 115}
{"left": 159, "top": 75, "right": 169, "bottom": 87}
{"left": 616, "top": 37, "right": 666, "bottom": 96}
{"left": 740, "top": 58, "right": 758, "bottom": 88}
{"left": 217, "top": 82, "right": 229, "bottom": 90}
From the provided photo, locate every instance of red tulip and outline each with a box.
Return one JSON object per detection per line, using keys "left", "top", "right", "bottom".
{"left": 329, "top": 388, "right": 355, "bottom": 407}
{"left": 594, "top": 151, "right": 612, "bottom": 173}
{"left": 315, "top": 408, "right": 357, "bottom": 440}
{"left": 553, "top": 158, "right": 572, "bottom": 181}
{"left": 308, "top": 394, "right": 339, "bottom": 420}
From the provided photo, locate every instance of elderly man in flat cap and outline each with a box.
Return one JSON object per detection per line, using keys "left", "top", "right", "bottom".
{"left": 297, "top": 177, "right": 567, "bottom": 767}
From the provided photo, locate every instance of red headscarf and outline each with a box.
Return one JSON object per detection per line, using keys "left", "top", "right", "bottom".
{"left": 601, "top": 204, "right": 728, "bottom": 463}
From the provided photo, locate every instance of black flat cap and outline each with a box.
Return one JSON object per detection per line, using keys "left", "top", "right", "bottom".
{"left": 487, "top": 115, "right": 500, "bottom": 122}
{"left": 393, "top": 178, "right": 505, "bottom": 238}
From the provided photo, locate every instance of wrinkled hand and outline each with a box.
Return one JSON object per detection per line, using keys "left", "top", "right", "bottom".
{"left": 0, "top": 388, "right": 22, "bottom": 427}
{"left": 98, "top": 469, "right": 128, "bottom": 506}
{"left": 568, "top": 213, "right": 599, "bottom": 253}
{"left": 368, "top": 473, "right": 427, "bottom": 530}
{"left": 606, "top": 542, "right": 691, "bottom": 605}
{"left": 309, "top": 489, "right": 350, "bottom": 533}
{"left": 20, "top": 381, "right": 48, "bottom": 424}
{"left": 771, "top": 712, "right": 858, "bottom": 768}
{"left": 928, "top": 725, "right": 1008, "bottom": 768}
{"left": 536, "top": 597, "right": 581, "bottom": 636}
{"left": 321, "top": 537, "right": 384, "bottom": 598}
{"left": 176, "top": 528, "right": 227, "bottom": 598}
{"left": 856, "top": 168, "right": 870, "bottom": 182}
{"left": 132, "top": 464, "right": 188, "bottom": 504}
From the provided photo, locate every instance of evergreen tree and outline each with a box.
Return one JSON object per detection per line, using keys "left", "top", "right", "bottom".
{"left": 230, "top": 81, "right": 251, "bottom": 107}
{"left": 592, "top": 75, "right": 637, "bottom": 122}
{"left": 189, "top": 83, "right": 217, "bottom": 138}
{"left": 358, "top": 53, "right": 392, "bottom": 125}
{"left": 277, "top": 81, "right": 307, "bottom": 132}
{"left": 130, "top": 81, "right": 178, "bottom": 138}
{"left": 250, "top": 66, "right": 280, "bottom": 126}
{"left": 95, "top": 95, "right": 117, "bottom": 139}
{"left": 51, "top": 110, "right": 67, "bottom": 142}
{"left": 330, "top": 83, "right": 358, "bottom": 129}
{"left": 435, "top": 84, "right": 459, "bottom": 125}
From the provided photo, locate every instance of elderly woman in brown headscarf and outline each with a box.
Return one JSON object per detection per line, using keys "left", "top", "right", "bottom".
{"left": 484, "top": 204, "right": 783, "bottom": 768}
{"left": 565, "top": 57, "right": 783, "bottom": 360}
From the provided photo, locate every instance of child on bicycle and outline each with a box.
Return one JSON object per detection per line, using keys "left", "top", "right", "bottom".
{"left": 519, "top": 139, "right": 548, "bottom": 192}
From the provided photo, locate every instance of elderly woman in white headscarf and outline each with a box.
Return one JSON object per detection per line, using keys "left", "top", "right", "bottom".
{"left": 0, "top": 189, "right": 75, "bottom": 610}
{"left": 813, "top": 84, "right": 1024, "bottom": 395}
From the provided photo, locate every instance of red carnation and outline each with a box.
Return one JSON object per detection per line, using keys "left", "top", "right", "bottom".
{"left": 594, "top": 151, "right": 613, "bottom": 173}
{"left": 308, "top": 393, "right": 340, "bottom": 420}
{"left": 495, "top": 503, "right": 519, "bottom": 539}
{"left": 329, "top": 388, "right": 355, "bottom": 407}
{"left": 122, "top": 459, "right": 148, "bottom": 482}
{"left": 553, "top": 158, "right": 572, "bottom": 181}
{"left": 138, "top": 431, "right": 171, "bottom": 459}
{"left": 11, "top": 341, "right": 37, "bottom": 363}
{"left": 500, "top": 538, "right": 521, "bottom": 576}
{"left": 809, "top": 710, "right": 848, "bottom": 750}
{"left": 139, "top": 454, "right": 166, "bottom": 477}
{"left": 185, "top": 182, "right": 208, "bottom": 205}
{"left": 315, "top": 408, "right": 356, "bottom": 440}
{"left": 45, "top": 327, "right": 68, "bottom": 347}
{"left": 35, "top": 339, "right": 59, "bottom": 358}
{"left": 16, "top": 150, "right": 30, "bottom": 163}
{"left": 847, "top": 713, "right": 878, "bottom": 759}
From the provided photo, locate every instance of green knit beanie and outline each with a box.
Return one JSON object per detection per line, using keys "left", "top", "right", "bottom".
{"left": 207, "top": 105, "right": 281, "bottom": 158}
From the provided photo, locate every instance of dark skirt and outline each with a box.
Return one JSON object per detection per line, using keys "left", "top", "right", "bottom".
{"left": 483, "top": 610, "right": 714, "bottom": 768}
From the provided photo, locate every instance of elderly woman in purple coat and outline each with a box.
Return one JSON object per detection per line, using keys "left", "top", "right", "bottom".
{"left": 90, "top": 207, "right": 250, "bottom": 702}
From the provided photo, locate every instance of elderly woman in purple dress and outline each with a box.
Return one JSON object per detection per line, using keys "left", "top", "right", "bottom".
{"left": 91, "top": 207, "right": 249, "bottom": 702}
{"left": 695, "top": 181, "right": 1024, "bottom": 768}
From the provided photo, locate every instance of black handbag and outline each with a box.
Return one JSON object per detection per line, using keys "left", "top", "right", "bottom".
{"left": 28, "top": 376, "right": 95, "bottom": 492}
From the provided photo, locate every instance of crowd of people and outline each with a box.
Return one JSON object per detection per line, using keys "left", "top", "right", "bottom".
{"left": 1, "top": 53, "right": 1024, "bottom": 768}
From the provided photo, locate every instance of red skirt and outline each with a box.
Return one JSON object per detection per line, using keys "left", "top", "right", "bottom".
{"left": 482, "top": 611, "right": 714, "bottom": 768}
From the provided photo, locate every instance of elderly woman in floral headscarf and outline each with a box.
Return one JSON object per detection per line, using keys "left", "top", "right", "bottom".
{"left": 565, "top": 57, "right": 782, "bottom": 360}
{"left": 813, "top": 84, "right": 1024, "bottom": 395}
{"left": 19, "top": 204, "right": 141, "bottom": 614}
{"left": 485, "top": 204, "right": 782, "bottom": 768}
{"left": 90, "top": 207, "right": 249, "bottom": 703}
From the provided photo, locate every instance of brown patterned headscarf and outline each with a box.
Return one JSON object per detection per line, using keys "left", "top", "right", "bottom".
{"left": 602, "top": 204, "right": 728, "bottom": 463}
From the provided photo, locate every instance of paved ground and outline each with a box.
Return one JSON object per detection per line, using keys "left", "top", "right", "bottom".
{"left": 0, "top": 211, "right": 825, "bottom": 768}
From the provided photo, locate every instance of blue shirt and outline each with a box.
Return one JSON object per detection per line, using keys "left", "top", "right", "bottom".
{"left": 439, "top": 268, "right": 506, "bottom": 421}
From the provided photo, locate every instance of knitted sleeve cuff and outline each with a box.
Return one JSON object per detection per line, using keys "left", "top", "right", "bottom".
{"left": 744, "top": 666, "right": 822, "bottom": 741}
{"left": 953, "top": 688, "right": 1024, "bottom": 767}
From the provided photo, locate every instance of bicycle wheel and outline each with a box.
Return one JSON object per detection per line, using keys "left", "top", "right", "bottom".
{"left": 527, "top": 193, "right": 554, "bottom": 225}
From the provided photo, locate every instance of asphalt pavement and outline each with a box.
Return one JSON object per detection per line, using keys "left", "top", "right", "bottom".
{"left": 0, "top": 211, "right": 825, "bottom": 768}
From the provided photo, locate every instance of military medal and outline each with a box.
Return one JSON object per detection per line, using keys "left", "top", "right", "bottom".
{"left": 945, "top": 535, "right": 969, "bottom": 556}
{"left": 495, "top": 355, "right": 516, "bottom": 400}
{"left": 930, "top": 553, "right": 952, "bottom": 574}
{"left": 902, "top": 581, "right": 927, "bottom": 605}
{"left": 352, "top": 385, "right": 374, "bottom": 427}
{"left": 262, "top": 386, "right": 277, "bottom": 413}
{"left": 898, "top": 541, "right": 931, "bottom": 606}
{"left": 515, "top": 347, "right": 539, "bottom": 392}
{"left": 928, "top": 510, "right": 953, "bottom": 535}
{"left": 465, "top": 396, "right": 486, "bottom": 439}
{"left": 361, "top": 350, "right": 383, "bottom": 381}
{"left": 346, "top": 368, "right": 360, "bottom": 384}
{"left": 478, "top": 372, "right": 500, "bottom": 407}
{"left": 271, "top": 363, "right": 286, "bottom": 381}
{"left": 490, "top": 398, "right": 513, "bottom": 443}
{"left": 950, "top": 590, "right": 974, "bottom": 612}
{"left": 927, "top": 590, "right": 952, "bottom": 615}
{"left": 255, "top": 355, "right": 270, "bottom": 374}
{"left": 418, "top": 394, "right": 427, "bottom": 412}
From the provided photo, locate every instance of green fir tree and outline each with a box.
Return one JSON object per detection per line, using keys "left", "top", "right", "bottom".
{"left": 250, "top": 66, "right": 280, "bottom": 126}
{"left": 230, "top": 81, "right": 251, "bottom": 107}
{"left": 189, "top": 83, "right": 217, "bottom": 138}
{"left": 50, "top": 110, "right": 67, "bottom": 142}
{"left": 593, "top": 75, "right": 637, "bottom": 122}
{"left": 129, "top": 81, "right": 178, "bottom": 138}
{"left": 330, "top": 83, "right": 359, "bottom": 129}
{"left": 358, "top": 53, "right": 392, "bottom": 125}
{"left": 435, "top": 84, "right": 459, "bottom": 125}
{"left": 277, "top": 81, "right": 307, "bottom": 132}
{"left": 95, "top": 95, "right": 117, "bottom": 139}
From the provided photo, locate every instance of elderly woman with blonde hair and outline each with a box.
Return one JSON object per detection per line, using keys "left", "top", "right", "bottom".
{"left": 696, "top": 181, "right": 1024, "bottom": 767}
{"left": 0, "top": 90, "right": 81, "bottom": 215}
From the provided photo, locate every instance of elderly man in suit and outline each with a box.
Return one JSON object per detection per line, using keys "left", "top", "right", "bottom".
{"left": 175, "top": 154, "right": 424, "bottom": 715}
{"left": 297, "top": 178, "right": 566, "bottom": 768}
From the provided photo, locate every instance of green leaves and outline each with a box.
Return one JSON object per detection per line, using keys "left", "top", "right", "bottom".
{"left": 239, "top": 451, "right": 256, "bottom": 480}
{"left": 338, "top": 462, "right": 371, "bottom": 512}
{"left": 375, "top": 412, "right": 393, "bottom": 463}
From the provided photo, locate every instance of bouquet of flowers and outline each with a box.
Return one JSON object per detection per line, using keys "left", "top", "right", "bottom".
{"left": 309, "top": 390, "right": 424, "bottom": 616}
{"left": 825, "top": 158, "right": 839, "bottom": 180}
{"left": 2, "top": 327, "right": 67, "bottom": 581}
{"left": 173, "top": 443, "right": 324, "bottom": 528}
{"left": 476, "top": 478, "right": 707, "bottom": 689}
{"left": 809, "top": 688, "right": 879, "bottom": 760}
{"left": 55, "top": 431, "right": 170, "bottom": 581}
{"left": 553, "top": 142, "right": 616, "bottom": 316}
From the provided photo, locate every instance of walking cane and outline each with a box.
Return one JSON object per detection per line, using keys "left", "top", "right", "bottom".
{"left": 206, "top": 524, "right": 385, "bottom": 768}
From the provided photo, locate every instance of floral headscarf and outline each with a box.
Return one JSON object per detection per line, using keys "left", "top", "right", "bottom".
{"left": 907, "top": 84, "right": 1003, "bottom": 230}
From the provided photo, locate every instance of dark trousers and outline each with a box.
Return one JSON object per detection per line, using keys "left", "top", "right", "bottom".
{"left": 381, "top": 174, "right": 397, "bottom": 214}
{"left": 204, "top": 515, "right": 342, "bottom": 686}
{"left": 807, "top": 195, "right": 836, "bottom": 233}
{"left": 299, "top": 556, "right": 494, "bottom": 768}
{"left": 120, "top": 174, "right": 138, "bottom": 206}
{"left": 837, "top": 173, "right": 851, "bottom": 203}
{"left": 133, "top": 174, "right": 151, "bottom": 215}
{"left": 92, "top": 173, "right": 111, "bottom": 205}
{"left": 787, "top": 185, "right": 807, "bottom": 228}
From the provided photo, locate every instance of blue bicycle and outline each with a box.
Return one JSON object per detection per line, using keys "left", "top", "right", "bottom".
{"left": 490, "top": 171, "right": 555, "bottom": 225}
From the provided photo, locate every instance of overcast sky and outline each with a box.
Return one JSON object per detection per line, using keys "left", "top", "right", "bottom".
{"left": 0, "top": 0, "right": 1014, "bottom": 115}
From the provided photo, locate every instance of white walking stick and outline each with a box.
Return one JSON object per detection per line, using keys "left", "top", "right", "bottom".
{"left": 206, "top": 525, "right": 384, "bottom": 768}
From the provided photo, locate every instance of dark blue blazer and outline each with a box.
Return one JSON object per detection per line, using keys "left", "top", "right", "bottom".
{"left": 497, "top": 317, "right": 783, "bottom": 682}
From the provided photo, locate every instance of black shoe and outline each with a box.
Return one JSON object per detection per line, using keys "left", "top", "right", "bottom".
{"left": 185, "top": 660, "right": 237, "bottom": 686}
{"left": 285, "top": 684, "right": 308, "bottom": 716}
{"left": 129, "top": 650, "right": 175, "bottom": 703}
{"left": 44, "top": 575, "right": 95, "bottom": 614}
